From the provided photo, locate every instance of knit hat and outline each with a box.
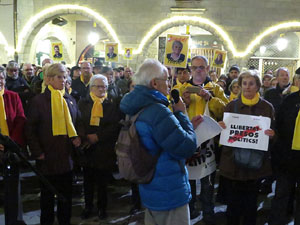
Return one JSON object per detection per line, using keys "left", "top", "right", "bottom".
{"left": 229, "top": 65, "right": 240, "bottom": 73}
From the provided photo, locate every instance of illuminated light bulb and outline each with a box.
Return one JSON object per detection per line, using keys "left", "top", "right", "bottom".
{"left": 276, "top": 37, "right": 288, "bottom": 51}
{"left": 260, "top": 46, "right": 266, "bottom": 54}
{"left": 88, "top": 32, "right": 100, "bottom": 45}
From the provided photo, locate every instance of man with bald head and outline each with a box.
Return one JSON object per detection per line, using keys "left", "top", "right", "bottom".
{"left": 22, "top": 63, "right": 34, "bottom": 86}
{"left": 71, "top": 61, "right": 93, "bottom": 98}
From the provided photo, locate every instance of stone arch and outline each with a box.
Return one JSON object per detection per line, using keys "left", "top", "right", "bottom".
{"left": 18, "top": 4, "right": 121, "bottom": 62}
{"left": 135, "top": 16, "right": 235, "bottom": 60}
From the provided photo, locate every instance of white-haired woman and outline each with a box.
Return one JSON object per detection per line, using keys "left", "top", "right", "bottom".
{"left": 78, "top": 74, "right": 122, "bottom": 220}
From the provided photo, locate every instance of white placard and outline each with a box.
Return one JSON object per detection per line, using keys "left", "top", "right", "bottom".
{"left": 187, "top": 139, "right": 216, "bottom": 180}
{"left": 219, "top": 113, "right": 271, "bottom": 151}
{"left": 195, "top": 115, "right": 222, "bottom": 147}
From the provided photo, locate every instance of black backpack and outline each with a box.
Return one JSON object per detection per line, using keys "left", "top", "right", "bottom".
{"left": 115, "top": 107, "right": 161, "bottom": 184}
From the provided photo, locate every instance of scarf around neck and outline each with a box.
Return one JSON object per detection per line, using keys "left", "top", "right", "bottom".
{"left": 80, "top": 74, "right": 92, "bottom": 87}
{"left": 48, "top": 85, "right": 77, "bottom": 137}
{"left": 241, "top": 92, "right": 260, "bottom": 106}
{"left": 89, "top": 92, "right": 107, "bottom": 126}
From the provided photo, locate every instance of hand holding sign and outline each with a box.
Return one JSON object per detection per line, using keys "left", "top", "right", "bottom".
{"left": 219, "top": 113, "right": 271, "bottom": 151}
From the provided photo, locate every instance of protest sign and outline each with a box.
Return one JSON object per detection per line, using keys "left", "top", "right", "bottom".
{"left": 186, "top": 139, "right": 216, "bottom": 180}
{"left": 164, "top": 34, "right": 189, "bottom": 68}
{"left": 219, "top": 113, "right": 271, "bottom": 151}
{"left": 105, "top": 43, "right": 118, "bottom": 62}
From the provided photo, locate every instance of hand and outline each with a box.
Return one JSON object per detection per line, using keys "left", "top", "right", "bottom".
{"left": 182, "top": 91, "right": 191, "bottom": 106}
{"left": 218, "top": 121, "right": 226, "bottom": 129}
{"left": 197, "top": 88, "right": 211, "bottom": 101}
{"left": 264, "top": 129, "right": 275, "bottom": 137}
{"left": 37, "top": 153, "right": 45, "bottom": 160}
{"left": 87, "top": 134, "right": 99, "bottom": 144}
{"left": 191, "top": 115, "right": 203, "bottom": 129}
{"left": 172, "top": 97, "right": 186, "bottom": 113}
{"left": 0, "top": 144, "right": 4, "bottom": 151}
{"left": 72, "top": 136, "right": 81, "bottom": 147}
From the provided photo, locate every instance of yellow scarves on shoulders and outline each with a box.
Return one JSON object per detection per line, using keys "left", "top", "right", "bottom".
{"left": 90, "top": 92, "right": 107, "bottom": 126}
{"left": 0, "top": 89, "right": 9, "bottom": 136}
{"left": 229, "top": 92, "right": 238, "bottom": 101}
{"left": 292, "top": 93, "right": 300, "bottom": 150}
{"left": 80, "top": 74, "right": 92, "bottom": 87}
{"left": 241, "top": 92, "right": 260, "bottom": 106}
{"left": 48, "top": 85, "right": 77, "bottom": 137}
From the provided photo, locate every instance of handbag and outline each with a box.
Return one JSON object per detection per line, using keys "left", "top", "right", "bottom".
{"left": 233, "top": 147, "right": 264, "bottom": 170}
{"left": 232, "top": 100, "right": 265, "bottom": 170}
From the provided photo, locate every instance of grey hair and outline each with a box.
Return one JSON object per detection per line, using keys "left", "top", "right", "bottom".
{"left": 133, "top": 59, "right": 167, "bottom": 87}
{"left": 22, "top": 63, "right": 33, "bottom": 71}
{"left": 89, "top": 74, "right": 108, "bottom": 89}
{"left": 7, "top": 61, "right": 19, "bottom": 69}
{"left": 0, "top": 66, "right": 6, "bottom": 78}
{"left": 191, "top": 55, "right": 209, "bottom": 66}
{"left": 275, "top": 67, "right": 289, "bottom": 77}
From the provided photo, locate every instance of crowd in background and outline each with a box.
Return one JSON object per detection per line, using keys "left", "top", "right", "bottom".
{"left": 1, "top": 56, "right": 300, "bottom": 225}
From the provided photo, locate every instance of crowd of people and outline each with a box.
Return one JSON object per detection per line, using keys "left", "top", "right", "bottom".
{"left": 0, "top": 55, "right": 300, "bottom": 225}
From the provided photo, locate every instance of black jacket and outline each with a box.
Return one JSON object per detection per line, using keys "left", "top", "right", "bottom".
{"left": 264, "top": 84, "right": 289, "bottom": 113}
{"left": 272, "top": 91, "right": 300, "bottom": 174}
{"left": 78, "top": 96, "right": 122, "bottom": 171}
{"left": 71, "top": 78, "right": 90, "bottom": 98}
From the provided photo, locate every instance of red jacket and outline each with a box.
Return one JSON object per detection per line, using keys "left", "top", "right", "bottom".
{"left": 3, "top": 90, "right": 26, "bottom": 146}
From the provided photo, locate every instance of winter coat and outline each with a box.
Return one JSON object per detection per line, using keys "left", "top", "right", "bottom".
{"left": 25, "top": 88, "right": 80, "bottom": 175}
{"left": 219, "top": 97, "right": 274, "bottom": 181}
{"left": 271, "top": 91, "right": 300, "bottom": 175}
{"left": 78, "top": 95, "right": 122, "bottom": 171}
{"left": 120, "top": 85, "right": 197, "bottom": 211}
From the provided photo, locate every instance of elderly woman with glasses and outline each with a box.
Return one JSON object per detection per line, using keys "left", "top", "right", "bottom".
{"left": 218, "top": 70, "right": 275, "bottom": 225}
{"left": 78, "top": 74, "right": 122, "bottom": 220}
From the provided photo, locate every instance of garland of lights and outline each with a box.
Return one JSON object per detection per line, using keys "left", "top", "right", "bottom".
{"left": 1, "top": 5, "right": 300, "bottom": 58}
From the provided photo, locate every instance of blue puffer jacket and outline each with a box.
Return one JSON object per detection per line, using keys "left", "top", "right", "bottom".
{"left": 120, "top": 85, "right": 197, "bottom": 211}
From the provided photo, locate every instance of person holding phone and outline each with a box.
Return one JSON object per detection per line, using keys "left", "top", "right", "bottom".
{"left": 178, "top": 55, "right": 229, "bottom": 222}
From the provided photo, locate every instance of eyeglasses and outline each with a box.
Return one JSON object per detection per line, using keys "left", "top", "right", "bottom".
{"left": 9, "top": 69, "right": 18, "bottom": 72}
{"left": 191, "top": 66, "right": 206, "bottom": 71}
{"left": 92, "top": 85, "right": 107, "bottom": 89}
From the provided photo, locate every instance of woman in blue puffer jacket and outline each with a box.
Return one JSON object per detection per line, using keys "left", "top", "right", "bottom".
{"left": 120, "top": 59, "right": 202, "bottom": 225}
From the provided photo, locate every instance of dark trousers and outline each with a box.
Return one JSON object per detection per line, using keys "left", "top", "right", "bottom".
{"left": 189, "top": 172, "right": 216, "bottom": 220}
{"left": 3, "top": 162, "right": 23, "bottom": 225}
{"left": 40, "top": 172, "right": 72, "bottom": 225}
{"left": 131, "top": 183, "right": 141, "bottom": 208}
{"left": 83, "top": 167, "right": 109, "bottom": 211}
{"left": 269, "top": 173, "right": 300, "bottom": 225}
{"left": 226, "top": 179, "right": 259, "bottom": 225}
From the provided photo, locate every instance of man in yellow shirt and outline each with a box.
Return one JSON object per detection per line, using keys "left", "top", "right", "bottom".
{"left": 179, "top": 55, "right": 228, "bottom": 223}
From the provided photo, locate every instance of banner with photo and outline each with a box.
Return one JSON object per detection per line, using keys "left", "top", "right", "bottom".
{"left": 212, "top": 50, "right": 226, "bottom": 68}
{"left": 164, "top": 34, "right": 189, "bottom": 68}
{"left": 123, "top": 48, "right": 133, "bottom": 60}
{"left": 52, "top": 42, "right": 63, "bottom": 61}
{"left": 105, "top": 43, "right": 118, "bottom": 62}
{"left": 219, "top": 113, "right": 271, "bottom": 151}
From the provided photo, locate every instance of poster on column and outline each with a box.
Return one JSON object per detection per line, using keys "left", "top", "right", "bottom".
{"left": 52, "top": 42, "right": 63, "bottom": 61}
{"left": 105, "top": 43, "right": 118, "bottom": 62}
{"left": 186, "top": 139, "right": 216, "bottom": 180}
{"left": 212, "top": 50, "right": 226, "bottom": 68}
{"left": 164, "top": 34, "right": 189, "bottom": 68}
{"left": 123, "top": 48, "right": 133, "bottom": 60}
{"left": 219, "top": 113, "right": 271, "bottom": 151}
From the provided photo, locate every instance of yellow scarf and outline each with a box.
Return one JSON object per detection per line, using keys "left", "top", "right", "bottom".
{"left": 41, "top": 81, "right": 47, "bottom": 93}
{"left": 291, "top": 86, "right": 299, "bottom": 93}
{"left": 80, "top": 74, "right": 92, "bottom": 87}
{"left": 68, "top": 88, "right": 72, "bottom": 95}
{"left": 229, "top": 92, "right": 238, "bottom": 101}
{"left": 48, "top": 85, "right": 77, "bottom": 137}
{"left": 90, "top": 92, "right": 107, "bottom": 126}
{"left": 0, "top": 89, "right": 9, "bottom": 136}
{"left": 241, "top": 92, "right": 260, "bottom": 106}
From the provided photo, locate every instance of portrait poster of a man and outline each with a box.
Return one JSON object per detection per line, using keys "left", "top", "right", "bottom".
{"left": 52, "top": 43, "right": 63, "bottom": 60}
{"left": 164, "top": 34, "right": 189, "bottom": 68}
{"left": 212, "top": 50, "right": 226, "bottom": 68}
{"left": 105, "top": 43, "right": 119, "bottom": 62}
